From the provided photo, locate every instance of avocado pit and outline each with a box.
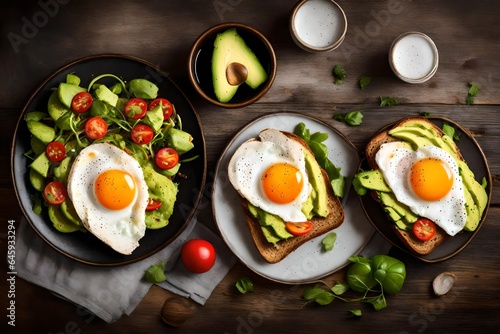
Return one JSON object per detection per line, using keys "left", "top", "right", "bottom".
{"left": 226, "top": 62, "right": 248, "bottom": 86}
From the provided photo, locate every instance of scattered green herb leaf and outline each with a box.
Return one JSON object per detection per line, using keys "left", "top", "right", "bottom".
{"left": 331, "top": 281, "right": 349, "bottom": 295}
{"left": 333, "top": 111, "right": 364, "bottom": 126}
{"left": 235, "top": 277, "right": 254, "bottom": 294}
{"left": 144, "top": 261, "right": 167, "bottom": 283}
{"left": 332, "top": 64, "right": 346, "bottom": 84}
{"left": 322, "top": 232, "right": 337, "bottom": 252}
{"left": 380, "top": 97, "right": 398, "bottom": 107}
{"left": 419, "top": 111, "right": 432, "bottom": 116}
{"left": 442, "top": 123, "right": 460, "bottom": 142}
{"left": 364, "top": 293, "right": 387, "bottom": 311}
{"left": 358, "top": 75, "right": 372, "bottom": 89}
{"left": 349, "top": 309, "right": 362, "bottom": 317}
{"left": 303, "top": 285, "right": 335, "bottom": 305}
{"left": 481, "top": 177, "right": 487, "bottom": 189}
{"left": 466, "top": 82, "right": 480, "bottom": 105}
{"left": 294, "top": 123, "right": 345, "bottom": 197}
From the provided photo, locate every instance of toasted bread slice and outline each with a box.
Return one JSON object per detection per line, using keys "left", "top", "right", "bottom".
{"left": 365, "top": 117, "right": 461, "bottom": 255}
{"left": 234, "top": 131, "right": 345, "bottom": 263}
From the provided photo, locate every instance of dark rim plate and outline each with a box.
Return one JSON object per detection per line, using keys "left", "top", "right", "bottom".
{"left": 11, "top": 54, "right": 207, "bottom": 266}
{"left": 359, "top": 116, "right": 492, "bottom": 262}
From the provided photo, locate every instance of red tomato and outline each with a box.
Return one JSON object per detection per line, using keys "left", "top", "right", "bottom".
{"left": 45, "top": 141, "right": 66, "bottom": 162}
{"left": 85, "top": 116, "right": 108, "bottom": 140}
{"left": 285, "top": 221, "right": 313, "bottom": 236}
{"left": 146, "top": 198, "right": 162, "bottom": 211}
{"left": 149, "top": 98, "right": 173, "bottom": 120}
{"left": 155, "top": 147, "right": 179, "bottom": 170}
{"left": 181, "top": 239, "right": 216, "bottom": 273}
{"left": 130, "top": 124, "right": 154, "bottom": 145}
{"left": 413, "top": 218, "right": 437, "bottom": 241}
{"left": 125, "top": 97, "right": 148, "bottom": 119}
{"left": 71, "top": 92, "right": 93, "bottom": 113}
{"left": 43, "top": 180, "right": 67, "bottom": 205}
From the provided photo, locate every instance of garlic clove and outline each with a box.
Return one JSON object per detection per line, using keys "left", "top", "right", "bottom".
{"left": 432, "top": 272, "right": 457, "bottom": 296}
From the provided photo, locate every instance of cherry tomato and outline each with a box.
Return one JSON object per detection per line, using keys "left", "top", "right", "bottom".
{"left": 149, "top": 98, "right": 173, "bottom": 120}
{"left": 146, "top": 198, "right": 162, "bottom": 211}
{"left": 130, "top": 124, "right": 154, "bottom": 145}
{"left": 180, "top": 239, "right": 216, "bottom": 273}
{"left": 155, "top": 147, "right": 179, "bottom": 170}
{"left": 71, "top": 92, "right": 93, "bottom": 113}
{"left": 285, "top": 221, "right": 313, "bottom": 236}
{"left": 125, "top": 97, "right": 148, "bottom": 119}
{"left": 413, "top": 218, "right": 437, "bottom": 241}
{"left": 43, "top": 180, "right": 67, "bottom": 205}
{"left": 45, "top": 141, "right": 66, "bottom": 162}
{"left": 85, "top": 116, "right": 108, "bottom": 140}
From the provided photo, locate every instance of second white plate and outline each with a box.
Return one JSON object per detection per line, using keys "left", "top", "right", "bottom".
{"left": 212, "top": 112, "right": 375, "bottom": 284}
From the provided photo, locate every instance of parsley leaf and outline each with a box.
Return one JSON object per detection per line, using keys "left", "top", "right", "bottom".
{"left": 358, "top": 75, "right": 372, "bottom": 89}
{"left": 333, "top": 111, "right": 364, "bottom": 126}
{"left": 322, "top": 232, "right": 337, "bottom": 252}
{"left": 379, "top": 96, "right": 398, "bottom": 107}
{"left": 332, "top": 64, "right": 346, "bottom": 84}
{"left": 235, "top": 277, "right": 254, "bottom": 294}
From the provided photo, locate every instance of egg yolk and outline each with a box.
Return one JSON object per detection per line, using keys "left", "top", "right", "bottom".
{"left": 94, "top": 169, "right": 136, "bottom": 210}
{"left": 261, "top": 163, "right": 304, "bottom": 204}
{"left": 409, "top": 158, "right": 453, "bottom": 201}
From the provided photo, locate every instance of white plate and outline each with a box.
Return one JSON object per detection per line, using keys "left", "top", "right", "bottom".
{"left": 212, "top": 112, "right": 375, "bottom": 284}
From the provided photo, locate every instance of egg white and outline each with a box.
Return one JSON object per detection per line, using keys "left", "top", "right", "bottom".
{"left": 67, "top": 143, "right": 149, "bottom": 255}
{"left": 375, "top": 142, "right": 467, "bottom": 236}
{"left": 228, "top": 129, "right": 311, "bottom": 223}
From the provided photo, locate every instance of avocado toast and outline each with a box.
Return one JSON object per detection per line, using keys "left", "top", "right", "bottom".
{"left": 228, "top": 129, "right": 345, "bottom": 263}
{"left": 354, "top": 117, "right": 489, "bottom": 255}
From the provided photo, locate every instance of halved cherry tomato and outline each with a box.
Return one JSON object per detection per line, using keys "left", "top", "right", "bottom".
{"left": 130, "top": 124, "right": 154, "bottom": 145}
{"left": 146, "top": 198, "right": 162, "bottom": 211}
{"left": 45, "top": 141, "right": 66, "bottom": 162}
{"left": 149, "top": 98, "right": 173, "bottom": 120}
{"left": 71, "top": 92, "right": 93, "bottom": 113}
{"left": 85, "top": 116, "right": 108, "bottom": 140}
{"left": 155, "top": 147, "right": 179, "bottom": 170}
{"left": 285, "top": 221, "right": 313, "bottom": 236}
{"left": 124, "top": 97, "right": 148, "bottom": 119}
{"left": 413, "top": 218, "right": 437, "bottom": 241}
{"left": 43, "top": 180, "right": 67, "bottom": 205}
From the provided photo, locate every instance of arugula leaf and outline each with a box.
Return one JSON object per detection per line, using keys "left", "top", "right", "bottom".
{"left": 358, "top": 75, "right": 372, "bottom": 89}
{"left": 332, "top": 64, "right": 346, "bottom": 84}
{"left": 235, "top": 277, "right": 254, "bottom": 294}
{"left": 380, "top": 97, "right": 398, "bottom": 107}
{"left": 322, "top": 232, "right": 337, "bottom": 252}
{"left": 333, "top": 111, "right": 363, "bottom": 126}
{"left": 144, "top": 261, "right": 167, "bottom": 283}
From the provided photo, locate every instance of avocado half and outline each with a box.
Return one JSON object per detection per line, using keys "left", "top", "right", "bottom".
{"left": 211, "top": 28, "right": 268, "bottom": 103}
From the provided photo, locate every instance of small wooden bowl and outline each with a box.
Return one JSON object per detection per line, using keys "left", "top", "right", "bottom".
{"left": 187, "top": 23, "right": 277, "bottom": 109}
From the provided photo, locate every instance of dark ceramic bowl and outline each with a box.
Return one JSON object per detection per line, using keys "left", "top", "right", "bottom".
{"left": 188, "top": 22, "right": 277, "bottom": 109}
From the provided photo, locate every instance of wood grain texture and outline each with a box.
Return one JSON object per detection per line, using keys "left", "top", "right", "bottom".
{"left": 1, "top": 0, "right": 499, "bottom": 332}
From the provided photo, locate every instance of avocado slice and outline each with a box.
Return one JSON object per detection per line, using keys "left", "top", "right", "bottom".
{"left": 211, "top": 28, "right": 268, "bottom": 103}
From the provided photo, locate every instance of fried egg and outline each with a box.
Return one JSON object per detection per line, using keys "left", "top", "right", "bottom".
{"left": 228, "top": 129, "right": 311, "bottom": 223}
{"left": 375, "top": 142, "right": 467, "bottom": 236}
{"left": 67, "top": 143, "right": 149, "bottom": 254}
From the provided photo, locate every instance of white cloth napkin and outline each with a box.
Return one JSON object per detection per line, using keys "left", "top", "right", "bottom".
{"left": 15, "top": 215, "right": 237, "bottom": 323}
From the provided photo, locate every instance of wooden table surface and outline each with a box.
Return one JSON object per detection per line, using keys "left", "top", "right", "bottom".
{"left": 1, "top": 0, "right": 499, "bottom": 333}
